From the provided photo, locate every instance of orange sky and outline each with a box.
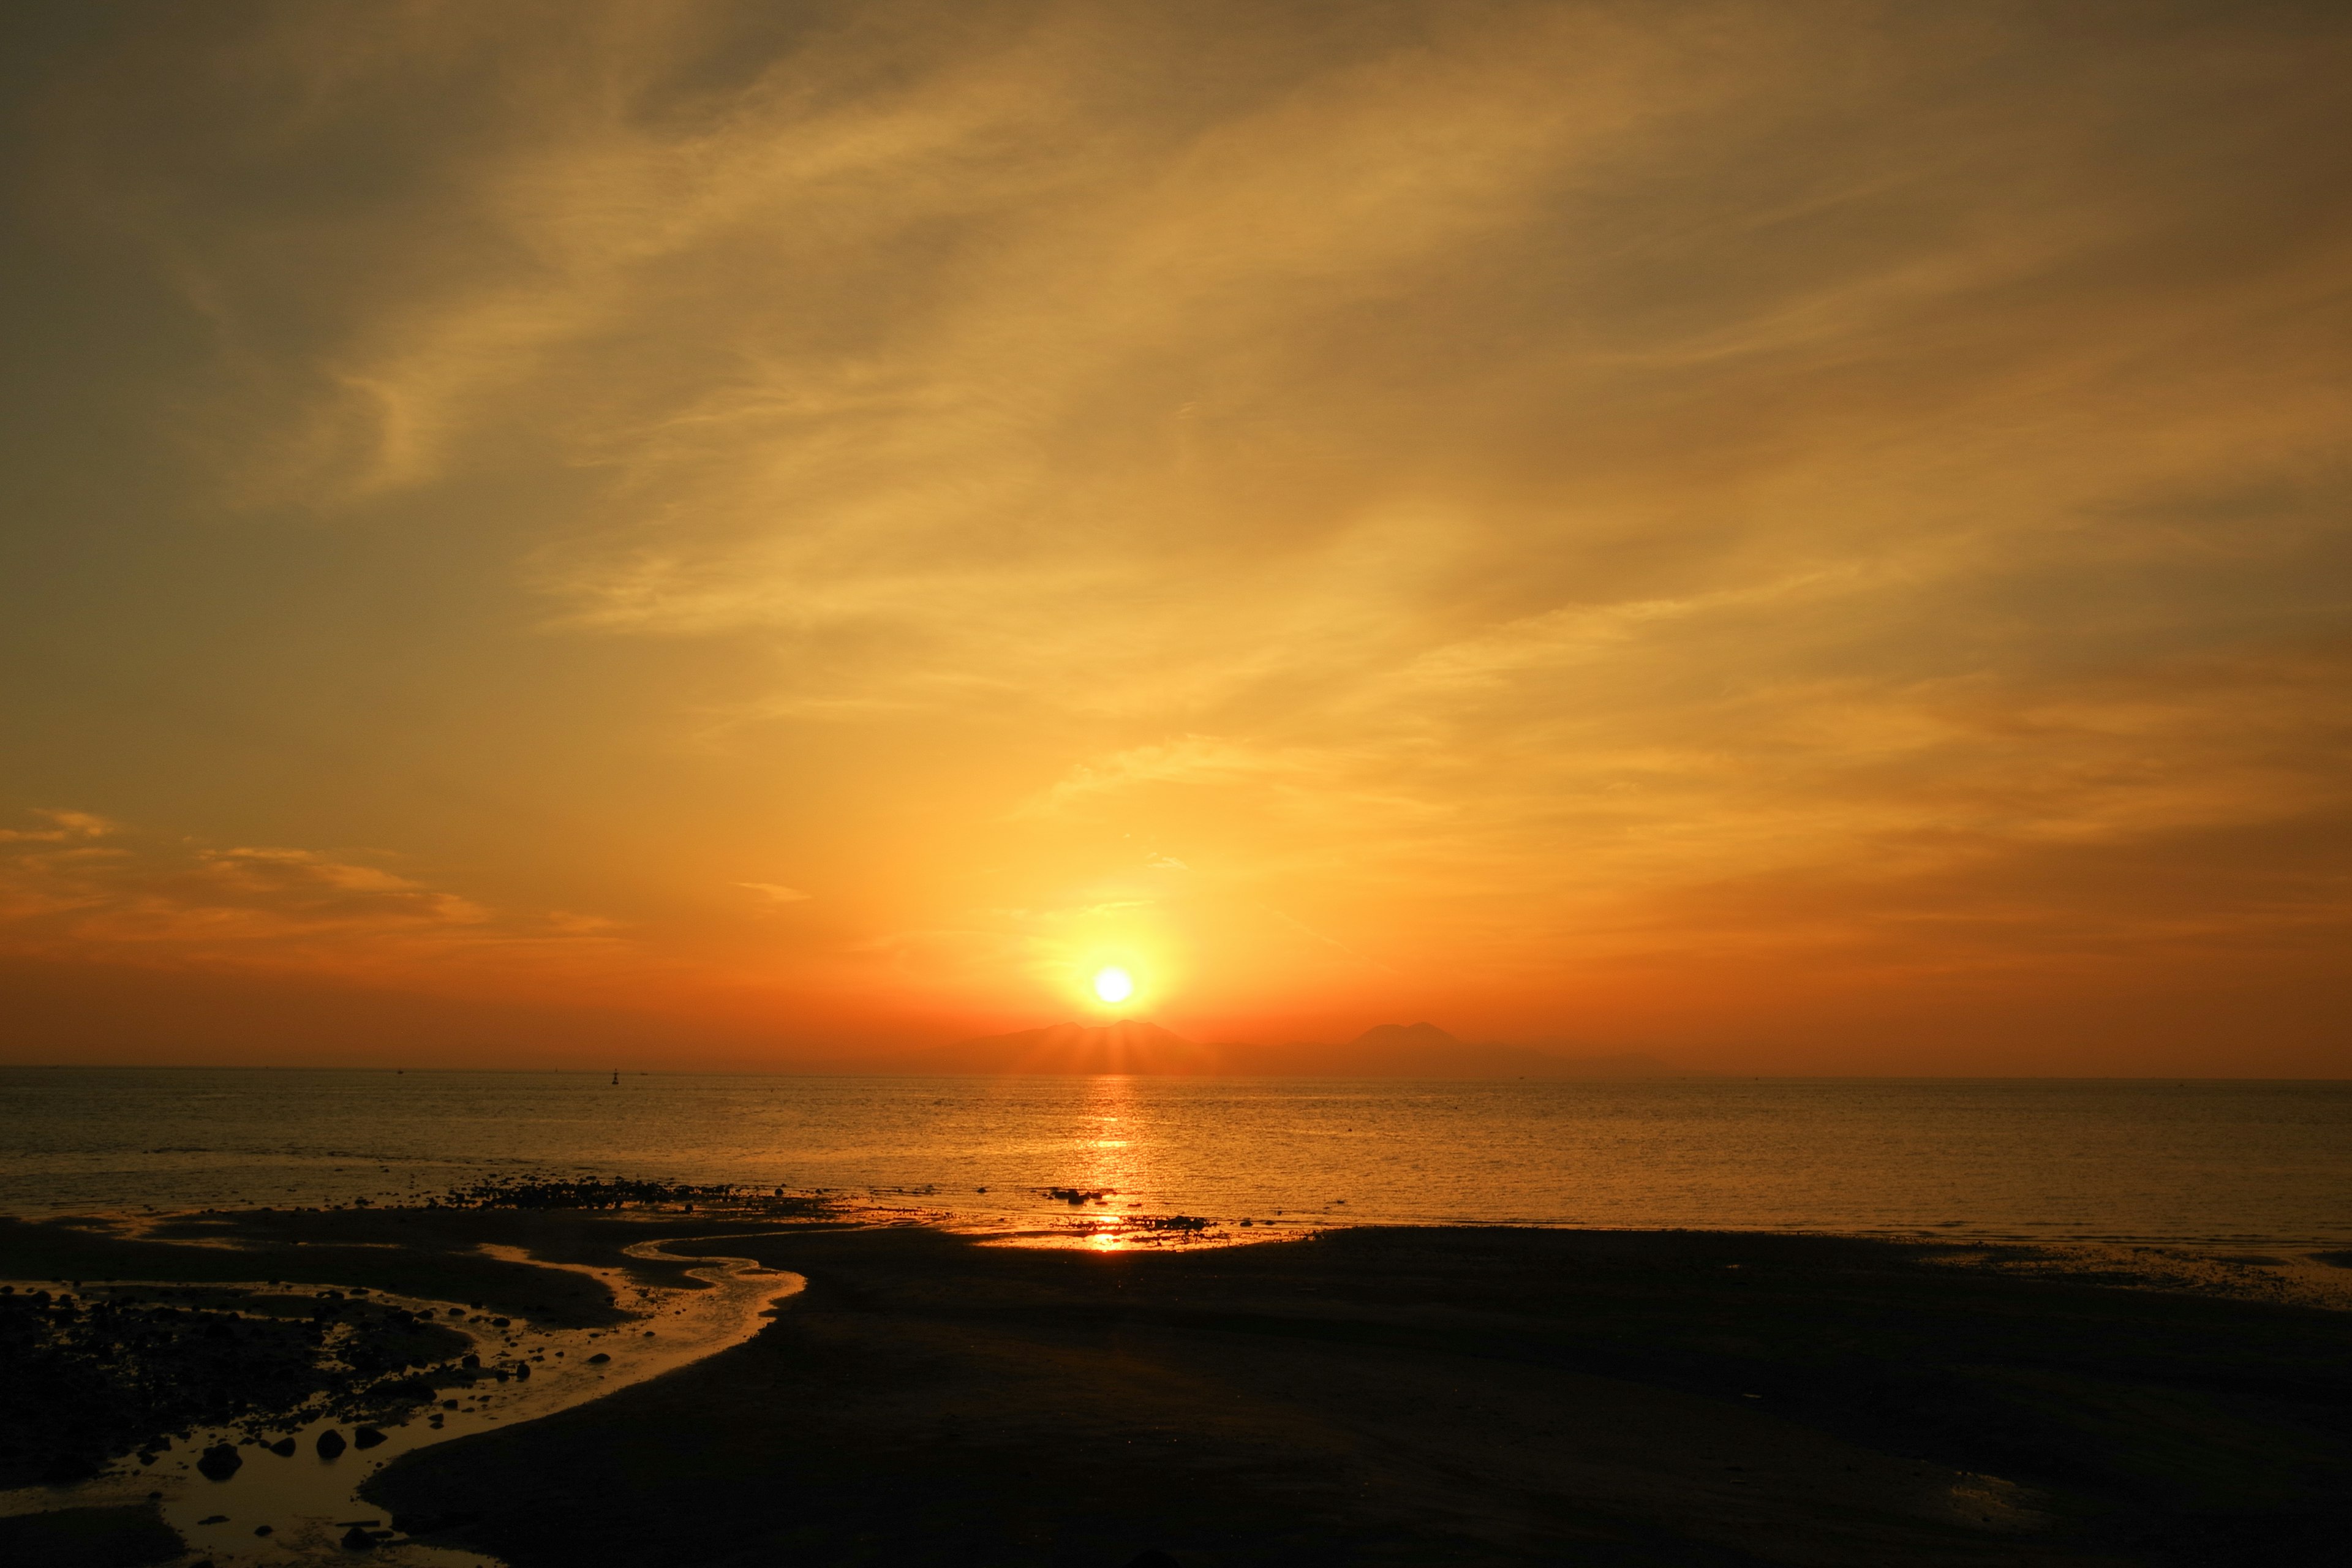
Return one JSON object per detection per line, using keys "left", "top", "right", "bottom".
{"left": 2, "top": 1, "right": 2348, "bottom": 1074}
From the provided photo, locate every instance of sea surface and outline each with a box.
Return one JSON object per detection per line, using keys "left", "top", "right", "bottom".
{"left": 2, "top": 1068, "right": 2348, "bottom": 1248}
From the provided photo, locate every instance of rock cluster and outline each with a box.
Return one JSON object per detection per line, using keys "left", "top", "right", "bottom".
{"left": 0, "top": 1283, "right": 474, "bottom": 1485}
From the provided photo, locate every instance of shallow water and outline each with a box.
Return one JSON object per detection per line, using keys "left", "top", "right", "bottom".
{"left": 0, "top": 1242, "right": 801, "bottom": 1566}
{"left": 3, "top": 1069, "right": 2350, "bottom": 1248}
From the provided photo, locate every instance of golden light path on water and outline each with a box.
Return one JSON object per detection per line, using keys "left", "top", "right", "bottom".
{"left": 943, "top": 1073, "right": 1310, "bottom": 1253}
{"left": 7, "top": 1073, "right": 2352, "bottom": 1254}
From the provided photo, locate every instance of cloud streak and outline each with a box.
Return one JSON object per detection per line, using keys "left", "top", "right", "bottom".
{"left": 0, "top": 810, "right": 627, "bottom": 990}
{"left": 4, "top": 1, "right": 2349, "bottom": 1065}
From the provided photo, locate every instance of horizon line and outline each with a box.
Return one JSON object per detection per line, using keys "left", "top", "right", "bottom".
{"left": 4, "top": 1063, "right": 2345, "bottom": 1084}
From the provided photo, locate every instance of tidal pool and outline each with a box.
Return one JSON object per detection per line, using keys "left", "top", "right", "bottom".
{"left": 1, "top": 1237, "right": 802, "bottom": 1566}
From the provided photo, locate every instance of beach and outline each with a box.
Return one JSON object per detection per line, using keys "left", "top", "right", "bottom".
{"left": 6, "top": 1194, "right": 2350, "bottom": 1567}
{"left": 10, "top": 4, "right": 2352, "bottom": 1559}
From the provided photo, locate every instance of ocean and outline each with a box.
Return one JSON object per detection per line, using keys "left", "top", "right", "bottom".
{"left": 2, "top": 1068, "right": 2348, "bottom": 1248}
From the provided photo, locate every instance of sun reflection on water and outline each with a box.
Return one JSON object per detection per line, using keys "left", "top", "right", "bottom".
{"left": 822, "top": 1072, "right": 1341, "bottom": 1251}
{"left": 948, "top": 1074, "right": 1317, "bottom": 1251}
{"left": 1081, "top": 1074, "right": 1141, "bottom": 1198}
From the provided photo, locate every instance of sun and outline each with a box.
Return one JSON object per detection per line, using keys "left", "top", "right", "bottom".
{"left": 1091, "top": 966, "right": 1135, "bottom": 1006}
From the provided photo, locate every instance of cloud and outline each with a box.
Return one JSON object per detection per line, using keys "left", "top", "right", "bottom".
{"left": 1022, "top": 736, "right": 1296, "bottom": 816}
{"left": 77, "top": 4, "right": 2326, "bottom": 726}
{"left": 0, "top": 809, "right": 116, "bottom": 843}
{"left": 7, "top": 3, "right": 2350, "bottom": 1059}
{"left": 736, "top": 882, "right": 813, "bottom": 905}
{"left": 0, "top": 810, "right": 627, "bottom": 988}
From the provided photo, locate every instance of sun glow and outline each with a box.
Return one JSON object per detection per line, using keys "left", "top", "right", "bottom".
{"left": 1091, "top": 966, "right": 1135, "bottom": 1005}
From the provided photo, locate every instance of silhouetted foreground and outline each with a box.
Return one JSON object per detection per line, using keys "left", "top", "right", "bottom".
{"left": 5, "top": 1210, "right": 2349, "bottom": 1566}
{"left": 0, "top": 1280, "right": 468, "bottom": 1487}
{"left": 360, "top": 1226, "right": 2352, "bottom": 1568}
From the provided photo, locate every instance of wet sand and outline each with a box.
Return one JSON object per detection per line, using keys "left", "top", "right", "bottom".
{"left": 6, "top": 1209, "right": 2351, "bottom": 1566}
{"left": 353, "top": 1224, "right": 2352, "bottom": 1567}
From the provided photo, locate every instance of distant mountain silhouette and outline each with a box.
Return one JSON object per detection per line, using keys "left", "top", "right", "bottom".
{"left": 1253, "top": 1022, "right": 1683, "bottom": 1079}
{"left": 891, "top": 1019, "right": 1686, "bottom": 1079}
{"left": 1352, "top": 1021, "right": 1460, "bottom": 1050}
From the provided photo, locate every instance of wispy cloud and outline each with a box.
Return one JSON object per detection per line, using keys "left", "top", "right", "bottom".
{"left": 0, "top": 811, "right": 627, "bottom": 987}
{"left": 7, "top": 2, "right": 2350, "bottom": 1061}
{"left": 0, "top": 809, "right": 117, "bottom": 843}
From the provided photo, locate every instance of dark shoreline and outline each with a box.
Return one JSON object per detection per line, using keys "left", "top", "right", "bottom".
{"left": 6, "top": 1205, "right": 2351, "bottom": 1566}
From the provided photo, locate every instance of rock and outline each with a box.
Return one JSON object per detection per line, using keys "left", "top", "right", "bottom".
{"left": 459, "top": 1353, "right": 480, "bottom": 1369}
{"left": 491, "top": 1316, "right": 510, "bottom": 1327}
{"left": 511, "top": 1360, "right": 531, "bottom": 1379}
{"left": 341, "top": 1524, "right": 376, "bottom": 1550}
{"left": 586, "top": 1351, "right": 611, "bottom": 1364}
{"left": 316, "top": 1429, "right": 347, "bottom": 1458}
{"left": 353, "top": 1427, "right": 387, "bottom": 1449}
{"left": 198, "top": 1513, "right": 228, "bottom": 1524}
{"left": 0, "top": 1504, "right": 183, "bottom": 1564}
{"left": 196, "top": 1442, "right": 243, "bottom": 1480}
{"left": 255, "top": 1524, "right": 275, "bottom": 1536}
{"left": 42, "top": 1452, "right": 101, "bottom": 1483}
{"left": 269, "top": 1437, "right": 297, "bottom": 1456}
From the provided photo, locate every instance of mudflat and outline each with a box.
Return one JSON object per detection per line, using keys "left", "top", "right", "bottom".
{"left": 7, "top": 1210, "right": 2351, "bottom": 1566}
{"left": 376, "top": 1223, "right": 2352, "bottom": 1568}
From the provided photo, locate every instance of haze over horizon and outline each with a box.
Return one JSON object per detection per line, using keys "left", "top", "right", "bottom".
{"left": 4, "top": 2, "right": 2349, "bottom": 1076}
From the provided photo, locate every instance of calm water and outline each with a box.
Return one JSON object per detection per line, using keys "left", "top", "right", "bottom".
{"left": 2, "top": 1069, "right": 2348, "bottom": 1246}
